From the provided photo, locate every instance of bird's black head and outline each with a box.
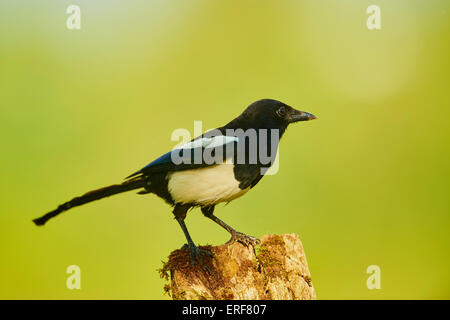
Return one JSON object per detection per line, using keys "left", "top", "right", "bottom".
{"left": 226, "top": 99, "right": 317, "bottom": 132}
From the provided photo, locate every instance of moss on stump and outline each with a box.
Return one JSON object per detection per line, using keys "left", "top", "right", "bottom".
{"left": 159, "top": 233, "right": 316, "bottom": 300}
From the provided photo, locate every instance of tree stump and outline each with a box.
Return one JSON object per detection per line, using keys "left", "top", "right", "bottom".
{"left": 159, "top": 233, "right": 316, "bottom": 300}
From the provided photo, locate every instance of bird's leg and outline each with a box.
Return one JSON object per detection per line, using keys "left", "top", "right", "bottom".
{"left": 173, "top": 204, "right": 212, "bottom": 270}
{"left": 201, "top": 206, "right": 260, "bottom": 247}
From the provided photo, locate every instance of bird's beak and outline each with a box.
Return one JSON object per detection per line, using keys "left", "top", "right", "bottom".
{"left": 289, "top": 109, "right": 317, "bottom": 123}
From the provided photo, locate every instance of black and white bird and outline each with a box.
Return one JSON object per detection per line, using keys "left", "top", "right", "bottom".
{"left": 33, "top": 99, "right": 316, "bottom": 266}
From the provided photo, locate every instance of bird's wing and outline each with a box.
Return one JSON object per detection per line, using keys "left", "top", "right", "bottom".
{"left": 125, "top": 135, "right": 239, "bottom": 179}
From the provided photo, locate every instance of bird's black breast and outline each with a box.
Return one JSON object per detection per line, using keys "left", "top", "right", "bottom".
{"left": 233, "top": 164, "right": 265, "bottom": 190}
{"left": 224, "top": 127, "right": 279, "bottom": 191}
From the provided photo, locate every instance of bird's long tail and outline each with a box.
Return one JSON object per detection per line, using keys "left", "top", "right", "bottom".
{"left": 33, "top": 177, "right": 145, "bottom": 226}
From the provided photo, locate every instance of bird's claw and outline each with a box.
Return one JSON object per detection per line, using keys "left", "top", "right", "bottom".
{"left": 181, "top": 243, "right": 212, "bottom": 272}
{"left": 226, "top": 231, "right": 260, "bottom": 247}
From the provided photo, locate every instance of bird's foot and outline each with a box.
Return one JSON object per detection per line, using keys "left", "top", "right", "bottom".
{"left": 181, "top": 243, "right": 213, "bottom": 272}
{"left": 226, "top": 231, "right": 260, "bottom": 247}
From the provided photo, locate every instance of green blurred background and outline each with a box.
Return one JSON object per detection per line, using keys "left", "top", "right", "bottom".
{"left": 1, "top": 0, "right": 449, "bottom": 299}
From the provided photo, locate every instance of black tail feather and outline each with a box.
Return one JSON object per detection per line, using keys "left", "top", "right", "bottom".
{"left": 33, "top": 177, "right": 145, "bottom": 226}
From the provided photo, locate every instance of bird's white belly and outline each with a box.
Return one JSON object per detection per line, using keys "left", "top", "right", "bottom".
{"left": 167, "top": 164, "right": 249, "bottom": 206}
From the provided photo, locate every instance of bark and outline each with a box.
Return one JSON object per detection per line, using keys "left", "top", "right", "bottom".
{"left": 159, "top": 233, "right": 316, "bottom": 300}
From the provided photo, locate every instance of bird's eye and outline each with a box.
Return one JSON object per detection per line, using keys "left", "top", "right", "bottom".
{"left": 276, "top": 106, "right": 286, "bottom": 117}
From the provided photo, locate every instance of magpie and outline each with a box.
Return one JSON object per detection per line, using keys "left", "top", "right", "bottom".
{"left": 33, "top": 99, "right": 316, "bottom": 267}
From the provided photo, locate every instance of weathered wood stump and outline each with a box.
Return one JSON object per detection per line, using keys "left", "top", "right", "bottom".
{"left": 159, "top": 233, "right": 316, "bottom": 300}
